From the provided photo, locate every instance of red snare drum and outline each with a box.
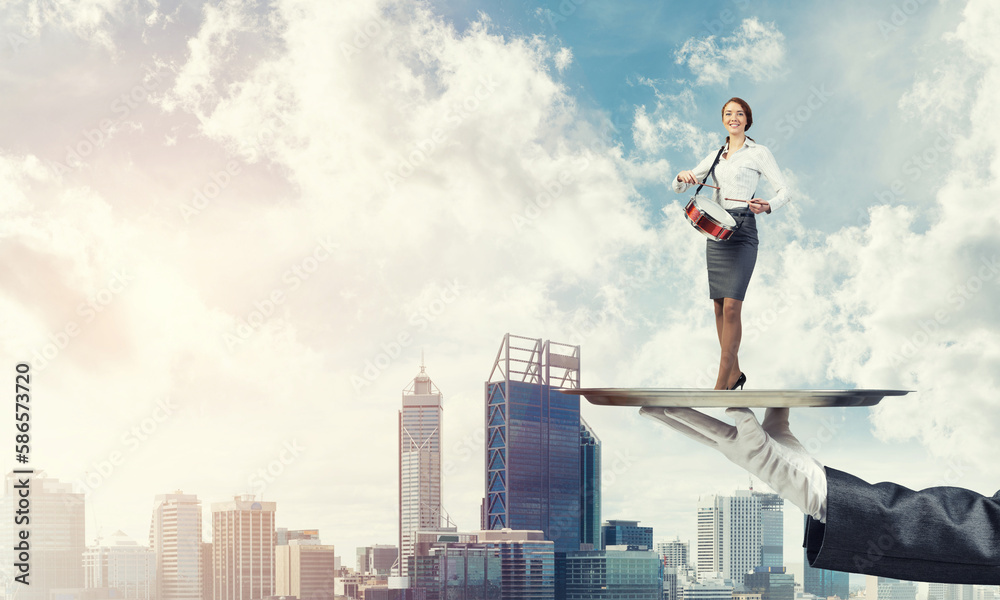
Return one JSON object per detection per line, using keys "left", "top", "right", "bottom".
{"left": 684, "top": 195, "right": 737, "bottom": 241}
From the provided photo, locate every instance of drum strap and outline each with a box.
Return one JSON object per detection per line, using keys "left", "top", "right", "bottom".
{"left": 694, "top": 145, "right": 726, "bottom": 197}
{"left": 695, "top": 144, "right": 753, "bottom": 236}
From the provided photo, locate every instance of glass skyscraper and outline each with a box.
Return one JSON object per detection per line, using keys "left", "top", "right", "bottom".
{"left": 803, "top": 565, "right": 849, "bottom": 600}
{"left": 802, "top": 535, "right": 848, "bottom": 596}
{"left": 483, "top": 334, "right": 582, "bottom": 555}
{"left": 399, "top": 362, "right": 444, "bottom": 577}
{"left": 757, "top": 492, "right": 783, "bottom": 568}
{"left": 579, "top": 420, "right": 601, "bottom": 550}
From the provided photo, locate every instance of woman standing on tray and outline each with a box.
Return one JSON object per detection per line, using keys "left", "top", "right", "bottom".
{"left": 672, "top": 97, "right": 789, "bottom": 390}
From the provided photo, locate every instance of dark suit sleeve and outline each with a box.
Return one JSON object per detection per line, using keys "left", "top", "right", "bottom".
{"left": 803, "top": 467, "right": 1000, "bottom": 584}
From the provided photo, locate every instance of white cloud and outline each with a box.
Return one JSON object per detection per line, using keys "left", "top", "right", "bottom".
{"left": 162, "top": 1, "right": 272, "bottom": 115}
{"left": 554, "top": 46, "right": 572, "bottom": 72}
{"left": 898, "top": 66, "right": 974, "bottom": 122}
{"left": 2, "top": 0, "right": 129, "bottom": 51}
{"left": 633, "top": 104, "right": 718, "bottom": 157}
{"left": 674, "top": 17, "right": 786, "bottom": 86}
{"left": 629, "top": 83, "right": 717, "bottom": 160}
{"left": 0, "top": 0, "right": 656, "bottom": 555}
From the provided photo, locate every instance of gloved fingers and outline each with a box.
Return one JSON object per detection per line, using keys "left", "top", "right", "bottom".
{"left": 661, "top": 407, "right": 737, "bottom": 443}
{"left": 725, "top": 407, "right": 769, "bottom": 447}
{"left": 762, "top": 407, "right": 807, "bottom": 452}
{"left": 639, "top": 407, "right": 720, "bottom": 448}
{"left": 761, "top": 407, "right": 789, "bottom": 432}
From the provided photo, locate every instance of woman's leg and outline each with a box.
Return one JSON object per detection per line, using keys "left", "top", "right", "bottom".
{"left": 714, "top": 297, "right": 743, "bottom": 389}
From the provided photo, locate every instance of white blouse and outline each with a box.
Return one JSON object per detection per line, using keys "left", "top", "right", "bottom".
{"left": 672, "top": 138, "right": 789, "bottom": 212}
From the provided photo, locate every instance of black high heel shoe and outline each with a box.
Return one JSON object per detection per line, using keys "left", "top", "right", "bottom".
{"left": 729, "top": 372, "right": 746, "bottom": 390}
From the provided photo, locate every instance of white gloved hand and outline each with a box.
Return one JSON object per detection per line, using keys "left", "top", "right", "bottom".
{"left": 640, "top": 406, "right": 828, "bottom": 522}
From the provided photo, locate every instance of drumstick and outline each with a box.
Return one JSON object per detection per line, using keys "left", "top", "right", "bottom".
{"left": 696, "top": 183, "right": 752, "bottom": 203}
{"left": 693, "top": 182, "right": 755, "bottom": 204}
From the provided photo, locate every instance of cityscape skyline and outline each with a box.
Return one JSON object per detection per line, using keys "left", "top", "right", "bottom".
{"left": 10, "top": 465, "right": 994, "bottom": 599}
{"left": 4, "top": 348, "right": 966, "bottom": 594}
{"left": 3, "top": 0, "right": 999, "bottom": 595}
{"left": 3, "top": 346, "right": 860, "bottom": 600}
{"left": 16, "top": 348, "right": 806, "bottom": 560}
{"left": 2, "top": 336, "right": 845, "bottom": 599}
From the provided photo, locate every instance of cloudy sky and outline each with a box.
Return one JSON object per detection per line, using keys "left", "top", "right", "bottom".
{"left": 2, "top": 0, "right": 999, "bottom": 585}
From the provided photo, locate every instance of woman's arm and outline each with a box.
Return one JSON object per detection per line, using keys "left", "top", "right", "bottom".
{"left": 756, "top": 145, "right": 789, "bottom": 212}
{"left": 673, "top": 148, "right": 722, "bottom": 194}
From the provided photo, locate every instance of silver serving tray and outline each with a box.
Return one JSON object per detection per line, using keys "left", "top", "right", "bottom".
{"left": 558, "top": 388, "right": 911, "bottom": 408}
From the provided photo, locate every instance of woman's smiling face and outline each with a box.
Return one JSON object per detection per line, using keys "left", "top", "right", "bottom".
{"left": 723, "top": 102, "right": 747, "bottom": 136}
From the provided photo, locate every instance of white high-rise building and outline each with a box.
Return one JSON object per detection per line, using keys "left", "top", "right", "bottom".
{"left": 150, "top": 491, "right": 203, "bottom": 600}
{"left": 657, "top": 537, "right": 690, "bottom": 569}
{"left": 84, "top": 530, "right": 156, "bottom": 600}
{"left": 696, "top": 490, "right": 783, "bottom": 587}
{"left": 929, "top": 583, "right": 974, "bottom": 600}
{"left": 212, "top": 495, "right": 277, "bottom": 600}
{"left": 684, "top": 577, "right": 735, "bottom": 600}
{"left": 696, "top": 497, "right": 723, "bottom": 578}
{"left": 973, "top": 586, "right": 1000, "bottom": 600}
{"left": 867, "top": 576, "right": 917, "bottom": 600}
{"left": 398, "top": 363, "right": 444, "bottom": 577}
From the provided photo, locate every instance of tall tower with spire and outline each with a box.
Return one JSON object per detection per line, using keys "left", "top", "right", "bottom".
{"left": 398, "top": 358, "right": 444, "bottom": 578}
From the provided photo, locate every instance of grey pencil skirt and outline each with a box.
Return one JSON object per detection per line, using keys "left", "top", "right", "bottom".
{"left": 706, "top": 208, "right": 757, "bottom": 301}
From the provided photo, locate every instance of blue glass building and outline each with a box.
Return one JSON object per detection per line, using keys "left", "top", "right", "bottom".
{"left": 758, "top": 492, "right": 783, "bottom": 568}
{"left": 803, "top": 559, "right": 849, "bottom": 600}
{"left": 579, "top": 420, "right": 601, "bottom": 550}
{"left": 411, "top": 530, "right": 554, "bottom": 600}
{"left": 744, "top": 567, "right": 794, "bottom": 600}
{"left": 601, "top": 520, "right": 653, "bottom": 551}
{"left": 563, "top": 549, "right": 662, "bottom": 600}
{"left": 413, "top": 544, "right": 501, "bottom": 600}
{"left": 482, "top": 531, "right": 555, "bottom": 600}
{"left": 484, "top": 334, "right": 583, "bottom": 555}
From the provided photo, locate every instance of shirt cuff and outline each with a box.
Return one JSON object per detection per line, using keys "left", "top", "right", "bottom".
{"left": 766, "top": 195, "right": 789, "bottom": 212}
{"left": 803, "top": 516, "right": 827, "bottom": 566}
